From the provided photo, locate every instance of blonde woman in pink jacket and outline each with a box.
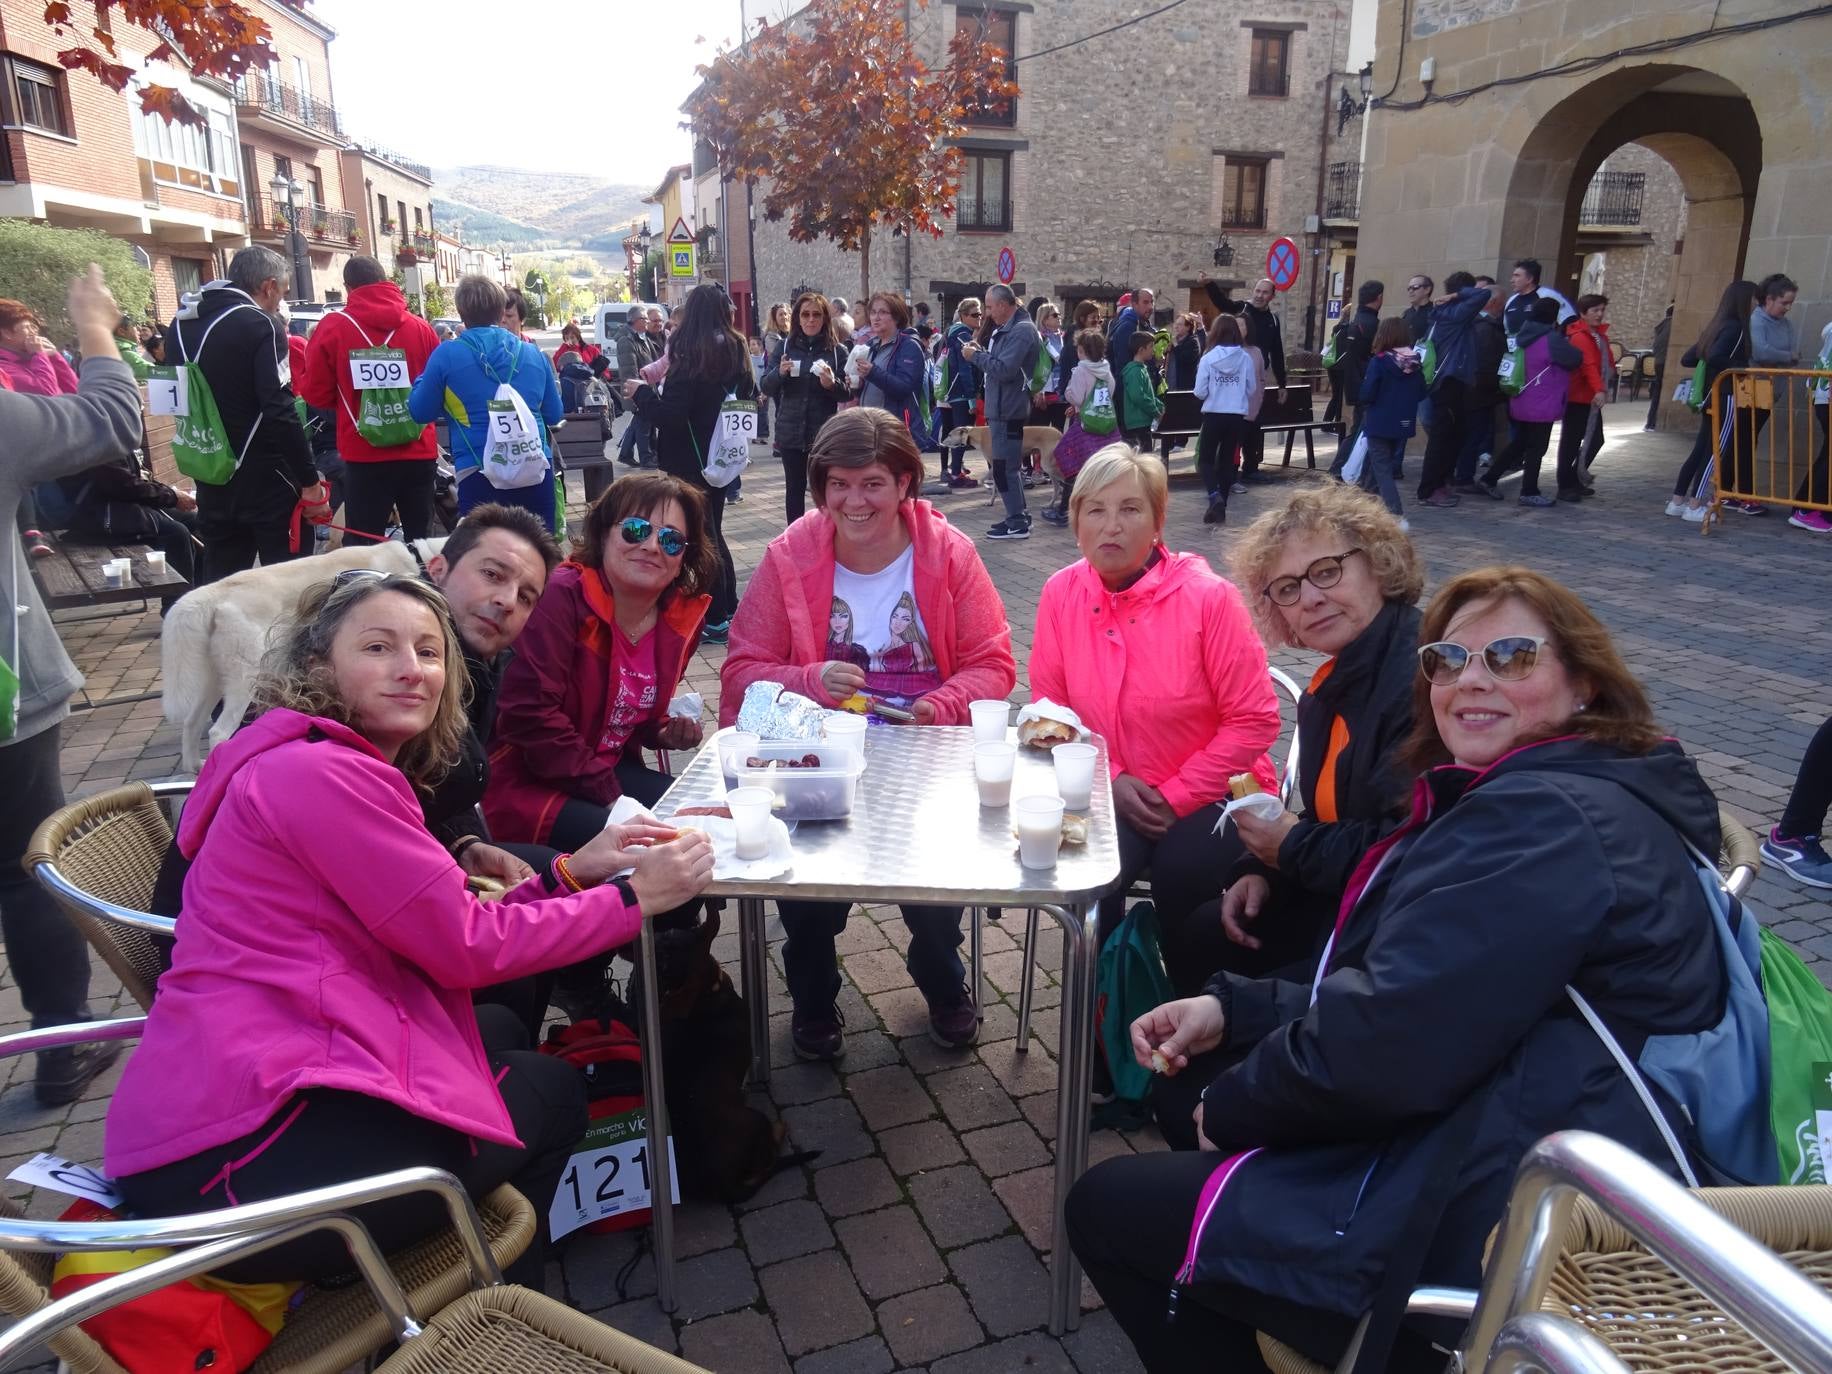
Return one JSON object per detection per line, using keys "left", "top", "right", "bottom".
{"left": 721, "top": 408, "right": 1017, "bottom": 1061}
{"left": 1029, "top": 444, "right": 1280, "bottom": 997}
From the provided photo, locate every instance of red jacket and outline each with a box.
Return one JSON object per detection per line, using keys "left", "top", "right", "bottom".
{"left": 720, "top": 501, "right": 1017, "bottom": 726}
{"left": 484, "top": 562, "right": 709, "bottom": 844}
{"left": 1565, "top": 318, "right": 1610, "bottom": 405}
{"left": 298, "top": 282, "right": 439, "bottom": 462}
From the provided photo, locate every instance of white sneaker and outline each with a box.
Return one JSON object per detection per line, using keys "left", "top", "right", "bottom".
{"left": 1681, "top": 504, "right": 1708, "bottom": 523}
{"left": 1397, "top": 516, "right": 1411, "bottom": 533}
{"left": 1664, "top": 498, "right": 1687, "bottom": 517}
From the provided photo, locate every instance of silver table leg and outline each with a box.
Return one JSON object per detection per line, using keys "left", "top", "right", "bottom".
{"left": 1049, "top": 898, "right": 1100, "bottom": 1335}
{"left": 1015, "top": 907, "right": 1040, "bottom": 1053}
{"left": 740, "top": 896, "right": 771, "bottom": 1086}
{"left": 636, "top": 910, "right": 676, "bottom": 1313}
{"left": 970, "top": 907, "right": 985, "bottom": 1020}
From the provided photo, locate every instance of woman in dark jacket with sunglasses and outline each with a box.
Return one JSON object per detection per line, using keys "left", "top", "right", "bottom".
{"left": 485, "top": 472, "right": 719, "bottom": 850}
{"left": 1068, "top": 565, "right": 1731, "bottom": 1374}
{"left": 760, "top": 290, "right": 849, "bottom": 523}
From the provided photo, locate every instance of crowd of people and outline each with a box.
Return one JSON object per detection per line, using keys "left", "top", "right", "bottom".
{"left": 3, "top": 258, "right": 1832, "bottom": 1372}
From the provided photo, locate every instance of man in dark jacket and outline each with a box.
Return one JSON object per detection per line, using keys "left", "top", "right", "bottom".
{"left": 615, "top": 311, "right": 659, "bottom": 468}
{"left": 1415, "top": 272, "right": 1493, "bottom": 505}
{"left": 965, "top": 285, "right": 1041, "bottom": 540}
{"left": 169, "top": 246, "right": 326, "bottom": 581}
{"left": 1646, "top": 304, "right": 1674, "bottom": 430}
{"left": 1502, "top": 257, "right": 1575, "bottom": 336}
{"left": 1329, "top": 280, "right": 1383, "bottom": 472}
{"left": 1400, "top": 273, "right": 1435, "bottom": 347}
{"left": 1453, "top": 282, "right": 1509, "bottom": 491}
{"left": 1106, "top": 287, "right": 1153, "bottom": 433}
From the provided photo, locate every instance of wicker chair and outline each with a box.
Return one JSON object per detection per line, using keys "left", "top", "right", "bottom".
{"left": 24, "top": 780, "right": 190, "bottom": 1010}
{"left": 374, "top": 1286, "right": 710, "bottom": 1373}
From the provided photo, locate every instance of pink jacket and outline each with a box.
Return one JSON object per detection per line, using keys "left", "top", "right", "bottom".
{"left": 106, "top": 709, "right": 644, "bottom": 1178}
{"left": 0, "top": 344, "right": 79, "bottom": 397}
{"left": 721, "top": 501, "right": 1016, "bottom": 726}
{"left": 1029, "top": 550, "right": 1279, "bottom": 816}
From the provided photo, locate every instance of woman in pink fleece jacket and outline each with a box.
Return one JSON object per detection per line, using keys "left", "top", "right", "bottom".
{"left": 105, "top": 573, "right": 713, "bottom": 1281}
{"left": 721, "top": 408, "right": 1016, "bottom": 1062}
{"left": 1030, "top": 445, "right": 1280, "bottom": 994}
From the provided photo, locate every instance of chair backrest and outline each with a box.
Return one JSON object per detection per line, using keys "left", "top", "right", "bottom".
{"left": 1268, "top": 665, "right": 1304, "bottom": 808}
{"left": 1718, "top": 803, "right": 1760, "bottom": 898}
{"left": 24, "top": 782, "right": 185, "bottom": 1011}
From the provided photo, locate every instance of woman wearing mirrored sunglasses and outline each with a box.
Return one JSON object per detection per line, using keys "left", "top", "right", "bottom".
{"left": 1069, "top": 565, "right": 1732, "bottom": 1374}
{"left": 486, "top": 471, "right": 722, "bottom": 851}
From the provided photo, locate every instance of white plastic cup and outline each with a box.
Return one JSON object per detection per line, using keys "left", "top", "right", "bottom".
{"left": 788, "top": 359, "right": 802, "bottom": 377}
{"left": 719, "top": 731, "right": 760, "bottom": 784}
{"left": 974, "top": 741, "right": 1016, "bottom": 808}
{"left": 103, "top": 560, "right": 127, "bottom": 587}
{"left": 144, "top": 550, "right": 167, "bottom": 573}
{"left": 969, "top": 699, "right": 1010, "bottom": 744}
{"left": 1015, "top": 795, "right": 1066, "bottom": 870}
{"left": 1052, "top": 742, "right": 1098, "bottom": 811}
{"left": 824, "top": 713, "right": 867, "bottom": 763}
{"left": 726, "top": 786, "right": 774, "bottom": 861}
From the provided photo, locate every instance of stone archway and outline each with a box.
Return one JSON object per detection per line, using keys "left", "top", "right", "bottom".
{"left": 1499, "top": 65, "right": 1761, "bottom": 426}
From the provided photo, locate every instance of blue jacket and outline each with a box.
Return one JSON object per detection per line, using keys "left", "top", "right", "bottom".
{"left": 943, "top": 321, "right": 979, "bottom": 406}
{"left": 1106, "top": 306, "right": 1144, "bottom": 367}
{"left": 1422, "top": 285, "right": 1492, "bottom": 391}
{"left": 1358, "top": 352, "right": 1429, "bottom": 440}
{"left": 409, "top": 327, "right": 563, "bottom": 478}
{"left": 860, "top": 328, "right": 928, "bottom": 430}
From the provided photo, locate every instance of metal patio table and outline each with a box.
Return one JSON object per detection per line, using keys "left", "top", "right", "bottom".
{"left": 638, "top": 723, "right": 1121, "bottom": 1335}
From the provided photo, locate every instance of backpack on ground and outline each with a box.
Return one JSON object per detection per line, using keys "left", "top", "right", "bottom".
{"left": 339, "top": 319, "right": 423, "bottom": 447}
{"left": 1095, "top": 902, "right": 1174, "bottom": 1122}
{"left": 1081, "top": 378, "right": 1119, "bottom": 436}
{"left": 540, "top": 1010, "right": 655, "bottom": 1235}
{"left": 1570, "top": 841, "right": 1832, "bottom": 1188}
{"left": 154, "top": 303, "right": 265, "bottom": 486}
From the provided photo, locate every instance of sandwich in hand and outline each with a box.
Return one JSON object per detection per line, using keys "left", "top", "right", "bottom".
{"left": 1227, "top": 773, "right": 1262, "bottom": 801}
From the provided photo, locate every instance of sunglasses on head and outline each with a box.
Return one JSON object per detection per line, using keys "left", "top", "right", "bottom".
{"left": 620, "top": 516, "right": 687, "bottom": 557}
{"left": 332, "top": 568, "right": 388, "bottom": 588}
{"left": 1417, "top": 636, "right": 1548, "bottom": 685}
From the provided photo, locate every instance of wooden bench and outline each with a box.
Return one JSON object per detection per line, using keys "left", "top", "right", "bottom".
{"left": 1158, "top": 382, "right": 1337, "bottom": 472}
{"left": 30, "top": 534, "right": 190, "bottom": 710}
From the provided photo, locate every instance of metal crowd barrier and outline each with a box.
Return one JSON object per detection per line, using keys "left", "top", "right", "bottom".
{"left": 1704, "top": 366, "right": 1830, "bottom": 531}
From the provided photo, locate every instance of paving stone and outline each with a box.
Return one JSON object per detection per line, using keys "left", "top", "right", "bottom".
{"left": 737, "top": 1161, "right": 811, "bottom": 1211}
{"left": 561, "top": 1228, "right": 657, "bottom": 1305}
{"left": 794, "top": 1335, "right": 896, "bottom": 1374}
{"left": 1061, "top": 1307, "right": 1147, "bottom": 1374}
{"left": 927, "top": 1062, "right": 1019, "bottom": 1131}
{"left": 679, "top": 1309, "right": 790, "bottom": 1374}
{"left": 908, "top": 1164, "right": 1014, "bottom": 1249}
{"left": 768, "top": 1060, "right": 844, "bottom": 1107}
{"left": 991, "top": 1164, "right": 1058, "bottom": 1252}
{"left": 833, "top": 1027, "right": 902, "bottom": 1072}
{"left": 780, "top": 1095, "right": 874, "bottom": 1167}
{"left": 880, "top": 1119, "right": 967, "bottom": 1176}
{"left": 589, "top": 1297, "right": 679, "bottom": 1351}
{"left": 672, "top": 1245, "right": 759, "bottom": 1321}
{"left": 1020, "top": 1089, "right": 1059, "bottom": 1143}
{"left": 847, "top": 1062, "right": 935, "bottom": 1131}
{"left": 812, "top": 1155, "right": 901, "bottom": 1217}
{"left": 960, "top": 1120, "right": 1050, "bottom": 1177}
{"left": 901, "top": 1032, "right": 975, "bottom": 1074}
{"left": 877, "top": 1283, "right": 985, "bottom": 1366}
{"left": 868, "top": 986, "right": 933, "bottom": 1037}
{"left": 741, "top": 1197, "right": 836, "bottom": 1265}
{"left": 949, "top": 1233, "right": 1053, "bottom": 1337}
{"left": 835, "top": 1202, "right": 948, "bottom": 1299}
{"left": 759, "top": 1248, "right": 876, "bottom": 1356}
{"left": 929, "top": 1332, "right": 1078, "bottom": 1374}
{"left": 843, "top": 947, "right": 916, "bottom": 994}
{"left": 977, "top": 1038, "right": 1059, "bottom": 1098}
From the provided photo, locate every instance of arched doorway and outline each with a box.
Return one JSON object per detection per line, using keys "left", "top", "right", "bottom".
{"left": 1499, "top": 66, "right": 1761, "bottom": 428}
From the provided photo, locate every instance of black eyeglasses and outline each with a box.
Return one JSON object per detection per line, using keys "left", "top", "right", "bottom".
{"left": 1262, "top": 549, "right": 1363, "bottom": 607}
{"left": 620, "top": 516, "right": 687, "bottom": 557}
{"left": 1417, "top": 636, "right": 1549, "bottom": 685}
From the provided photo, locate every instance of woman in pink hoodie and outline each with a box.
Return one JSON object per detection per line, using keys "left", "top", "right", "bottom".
{"left": 0, "top": 298, "right": 80, "bottom": 396}
{"left": 1030, "top": 444, "right": 1280, "bottom": 995}
{"left": 106, "top": 573, "right": 714, "bottom": 1281}
{"left": 721, "top": 408, "right": 1017, "bottom": 1062}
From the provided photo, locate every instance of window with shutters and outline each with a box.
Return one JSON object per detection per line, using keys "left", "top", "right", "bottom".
{"left": 1248, "top": 29, "right": 1290, "bottom": 98}
{"left": 957, "top": 150, "right": 1011, "bottom": 232}
{"left": 1222, "top": 158, "right": 1269, "bottom": 229}
{"left": 6, "top": 55, "right": 71, "bottom": 136}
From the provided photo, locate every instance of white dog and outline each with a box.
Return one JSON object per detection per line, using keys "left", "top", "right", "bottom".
{"left": 162, "top": 538, "right": 446, "bottom": 773}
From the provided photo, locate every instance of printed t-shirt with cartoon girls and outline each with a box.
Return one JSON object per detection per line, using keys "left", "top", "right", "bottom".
{"left": 599, "top": 628, "right": 659, "bottom": 758}
{"left": 826, "top": 546, "right": 942, "bottom": 708}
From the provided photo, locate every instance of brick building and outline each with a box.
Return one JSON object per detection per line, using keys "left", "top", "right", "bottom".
{"left": 641, "top": 163, "right": 694, "bottom": 307}
{"left": 711, "top": 0, "right": 1359, "bottom": 348}
{"left": 0, "top": 0, "right": 249, "bottom": 321}
{"left": 340, "top": 143, "right": 437, "bottom": 271}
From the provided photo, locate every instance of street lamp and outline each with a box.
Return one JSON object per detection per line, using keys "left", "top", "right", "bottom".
{"left": 1337, "top": 61, "right": 1375, "bottom": 136}
{"left": 1212, "top": 235, "right": 1236, "bottom": 269}
{"left": 269, "top": 173, "right": 311, "bottom": 302}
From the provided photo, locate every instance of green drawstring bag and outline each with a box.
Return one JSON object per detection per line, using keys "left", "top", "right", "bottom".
{"left": 1, "top": 602, "right": 19, "bottom": 741}
{"left": 1096, "top": 902, "right": 1175, "bottom": 1120}
{"left": 1421, "top": 326, "right": 1438, "bottom": 386}
{"left": 1758, "top": 928, "right": 1832, "bottom": 1184}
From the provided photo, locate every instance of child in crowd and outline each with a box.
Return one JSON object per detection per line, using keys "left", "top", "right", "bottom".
{"left": 1193, "top": 314, "right": 1258, "bottom": 524}
{"left": 1356, "top": 317, "right": 1428, "bottom": 522}
{"left": 1043, "top": 329, "right": 1117, "bottom": 526}
{"left": 1120, "top": 331, "right": 1164, "bottom": 455}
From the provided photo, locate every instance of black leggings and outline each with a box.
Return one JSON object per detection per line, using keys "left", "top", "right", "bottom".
{"left": 344, "top": 458, "right": 436, "bottom": 542}
{"left": 1485, "top": 419, "right": 1554, "bottom": 496}
{"left": 780, "top": 447, "right": 810, "bottom": 523}
{"left": 118, "top": 1004, "right": 585, "bottom": 1285}
{"left": 702, "top": 483, "right": 737, "bottom": 624}
{"left": 1780, "top": 715, "right": 1832, "bottom": 841}
{"left": 546, "top": 760, "right": 675, "bottom": 852}
{"left": 1196, "top": 414, "right": 1247, "bottom": 500}
{"left": 1796, "top": 403, "right": 1830, "bottom": 507}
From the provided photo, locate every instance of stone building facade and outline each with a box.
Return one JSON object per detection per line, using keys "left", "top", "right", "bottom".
{"left": 1354, "top": 0, "right": 1830, "bottom": 427}
{"left": 1574, "top": 142, "right": 1686, "bottom": 355}
{"left": 729, "top": 0, "right": 1358, "bottom": 349}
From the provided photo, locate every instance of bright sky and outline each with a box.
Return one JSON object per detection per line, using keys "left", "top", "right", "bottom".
{"left": 310, "top": 0, "right": 746, "bottom": 188}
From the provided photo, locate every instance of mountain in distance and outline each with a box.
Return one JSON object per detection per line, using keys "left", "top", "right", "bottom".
{"left": 432, "top": 165, "right": 653, "bottom": 251}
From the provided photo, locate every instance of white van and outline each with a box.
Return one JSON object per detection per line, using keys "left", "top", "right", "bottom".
{"left": 592, "top": 301, "right": 670, "bottom": 353}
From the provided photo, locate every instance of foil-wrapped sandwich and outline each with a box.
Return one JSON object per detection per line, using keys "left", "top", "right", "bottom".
{"left": 1015, "top": 699, "right": 1087, "bottom": 751}
{"left": 736, "top": 681, "right": 829, "bottom": 741}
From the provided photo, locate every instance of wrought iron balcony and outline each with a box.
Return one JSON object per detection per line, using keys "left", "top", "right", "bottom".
{"left": 1324, "top": 161, "right": 1361, "bottom": 220}
{"left": 1221, "top": 203, "right": 1268, "bottom": 231}
{"left": 1580, "top": 171, "right": 1645, "bottom": 227}
{"left": 251, "top": 194, "right": 360, "bottom": 246}
{"left": 233, "top": 71, "right": 343, "bottom": 142}
{"left": 353, "top": 143, "right": 433, "bottom": 184}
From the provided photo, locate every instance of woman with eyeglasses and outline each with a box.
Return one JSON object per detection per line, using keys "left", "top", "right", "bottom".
{"left": 937, "top": 298, "right": 985, "bottom": 489}
{"left": 107, "top": 571, "right": 713, "bottom": 1283}
{"left": 1068, "top": 565, "right": 1729, "bottom": 1374}
{"left": 760, "top": 291, "right": 850, "bottom": 523}
{"left": 722, "top": 408, "right": 1016, "bottom": 1061}
{"left": 486, "top": 471, "right": 720, "bottom": 851}
{"left": 1029, "top": 444, "right": 1280, "bottom": 998}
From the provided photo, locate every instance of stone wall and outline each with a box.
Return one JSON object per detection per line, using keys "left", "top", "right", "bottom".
{"left": 1579, "top": 142, "right": 1687, "bottom": 353}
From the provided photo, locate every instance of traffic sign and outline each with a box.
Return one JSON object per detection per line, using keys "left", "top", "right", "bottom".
{"left": 1326, "top": 298, "right": 1343, "bottom": 322}
{"left": 1266, "top": 237, "right": 1300, "bottom": 292}
{"left": 670, "top": 245, "right": 696, "bottom": 278}
{"left": 996, "top": 246, "right": 1016, "bottom": 285}
{"left": 667, "top": 217, "right": 694, "bottom": 245}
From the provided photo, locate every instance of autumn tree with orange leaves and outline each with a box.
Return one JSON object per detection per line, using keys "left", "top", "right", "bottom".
{"left": 39, "top": 0, "right": 304, "bottom": 124}
{"left": 685, "top": 0, "right": 1019, "bottom": 305}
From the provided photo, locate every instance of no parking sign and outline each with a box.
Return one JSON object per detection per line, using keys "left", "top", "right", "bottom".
{"left": 996, "top": 246, "right": 1016, "bottom": 284}
{"left": 1266, "top": 237, "right": 1300, "bottom": 292}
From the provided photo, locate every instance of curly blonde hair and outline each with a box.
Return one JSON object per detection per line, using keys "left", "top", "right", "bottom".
{"left": 1230, "top": 483, "right": 1424, "bottom": 648}
{"left": 251, "top": 575, "right": 468, "bottom": 792}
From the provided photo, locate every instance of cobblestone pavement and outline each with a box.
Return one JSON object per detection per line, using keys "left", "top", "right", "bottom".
{"left": 4, "top": 407, "right": 1829, "bottom": 1371}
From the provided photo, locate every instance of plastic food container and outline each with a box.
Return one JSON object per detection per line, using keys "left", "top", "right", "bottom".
{"left": 723, "top": 737, "right": 867, "bottom": 820}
